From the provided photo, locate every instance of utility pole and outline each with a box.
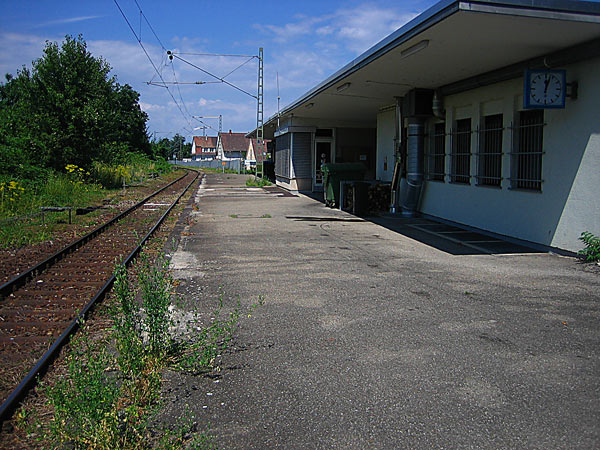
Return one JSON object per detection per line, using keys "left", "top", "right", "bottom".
{"left": 256, "top": 47, "right": 264, "bottom": 179}
{"left": 277, "top": 72, "right": 281, "bottom": 129}
{"left": 193, "top": 115, "right": 222, "bottom": 135}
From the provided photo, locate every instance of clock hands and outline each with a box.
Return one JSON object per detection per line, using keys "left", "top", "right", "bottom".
{"left": 527, "top": 71, "right": 565, "bottom": 108}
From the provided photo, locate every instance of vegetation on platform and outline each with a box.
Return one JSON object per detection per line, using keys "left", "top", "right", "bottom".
{"left": 579, "top": 231, "right": 600, "bottom": 262}
{"left": 13, "top": 253, "right": 263, "bottom": 448}
{"left": 245, "top": 177, "right": 271, "bottom": 187}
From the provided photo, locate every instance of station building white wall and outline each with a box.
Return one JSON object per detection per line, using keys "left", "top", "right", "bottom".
{"left": 418, "top": 57, "right": 599, "bottom": 252}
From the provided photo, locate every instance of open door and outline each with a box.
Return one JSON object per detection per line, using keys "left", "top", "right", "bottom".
{"left": 313, "top": 141, "right": 332, "bottom": 190}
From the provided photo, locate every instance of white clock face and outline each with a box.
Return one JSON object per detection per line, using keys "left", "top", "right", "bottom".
{"left": 529, "top": 73, "right": 563, "bottom": 106}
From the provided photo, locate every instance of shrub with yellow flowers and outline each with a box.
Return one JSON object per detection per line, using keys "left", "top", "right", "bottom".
{"left": 65, "top": 164, "right": 90, "bottom": 186}
{"left": 0, "top": 180, "right": 26, "bottom": 212}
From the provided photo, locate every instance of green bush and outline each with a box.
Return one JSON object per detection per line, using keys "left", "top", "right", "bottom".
{"left": 246, "top": 177, "right": 272, "bottom": 187}
{"left": 0, "top": 172, "right": 104, "bottom": 218}
{"left": 91, "top": 161, "right": 131, "bottom": 188}
{"left": 578, "top": 231, "right": 600, "bottom": 262}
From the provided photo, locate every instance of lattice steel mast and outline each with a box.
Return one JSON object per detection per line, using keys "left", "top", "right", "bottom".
{"left": 256, "top": 47, "right": 265, "bottom": 179}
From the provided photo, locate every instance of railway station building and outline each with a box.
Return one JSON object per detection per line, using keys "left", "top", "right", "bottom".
{"left": 255, "top": 0, "right": 600, "bottom": 253}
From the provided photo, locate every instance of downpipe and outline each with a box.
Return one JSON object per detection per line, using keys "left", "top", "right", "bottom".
{"left": 400, "top": 117, "right": 425, "bottom": 217}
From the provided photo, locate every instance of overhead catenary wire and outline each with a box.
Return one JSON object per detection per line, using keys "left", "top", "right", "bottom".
{"left": 169, "top": 53, "right": 257, "bottom": 99}
{"left": 222, "top": 56, "right": 256, "bottom": 80}
{"left": 192, "top": 116, "right": 219, "bottom": 134}
{"left": 113, "top": 0, "right": 193, "bottom": 129}
{"left": 134, "top": 0, "right": 167, "bottom": 51}
{"left": 115, "top": 0, "right": 262, "bottom": 135}
{"left": 170, "top": 60, "right": 192, "bottom": 118}
{"left": 146, "top": 81, "right": 221, "bottom": 86}
{"left": 171, "top": 52, "right": 257, "bottom": 58}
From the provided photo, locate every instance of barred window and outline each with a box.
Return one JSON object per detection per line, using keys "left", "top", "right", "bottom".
{"left": 451, "top": 118, "right": 471, "bottom": 184}
{"left": 512, "top": 110, "right": 544, "bottom": 191}
{"left": 427, "top": 122, "right": 446, "bottom": 181}
{"left": 477, "top": 114, "right": 503, "bottom": 187}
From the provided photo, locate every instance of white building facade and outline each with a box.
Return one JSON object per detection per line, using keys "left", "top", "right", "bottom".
{"left": 255, "top": 0, "right": 600, "bottom": 253}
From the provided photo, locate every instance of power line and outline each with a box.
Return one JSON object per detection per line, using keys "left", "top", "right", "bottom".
{"left": 170, "top": 53, "right": 257, "bottom": 99}
{"left": 222, "top": 56, "right": 256, "bottom": 80}
{"left": 171, "top": 52, "right": 257, "bottom": 58}
{"left": 113, "top": 0, "right": 192, "bottom": 128}
{"left": 147, "top": 81, "right": 221, "bottom": 86}
{"left": 170, "top": 60, "right": 192, "bottom": 118}
{"left": 133, "top": 0, "right": 167, "bottom": 51}
{"left": 192, "top": 118, "right": 218, "bottom": 134}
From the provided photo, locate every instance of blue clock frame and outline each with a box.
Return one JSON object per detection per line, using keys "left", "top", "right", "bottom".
{"left": 524, "top": 69, "right": 566, "bottom": 110}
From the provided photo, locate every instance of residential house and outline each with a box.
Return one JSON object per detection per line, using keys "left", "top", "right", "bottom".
{"left": 251, "top": 0, "right": 600, "bottom": 253}
{"left": 245, "top": 138, "right": 271, "bottom": 171}
{"left": 217, "top": 131, "right": 248, "bottom": 161}
{"left": 191, "top": 136, "right": 217, "bottom": 161}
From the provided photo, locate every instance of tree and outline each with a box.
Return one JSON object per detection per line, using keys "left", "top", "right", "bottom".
{"left": 149, "top": 135, "right": 191, "bottom": 160}
{"left": 151, "top": 137, "right": 172, "bottom": 160}
{"left": 0, "top": 35, "right": 150, "bottom": 175}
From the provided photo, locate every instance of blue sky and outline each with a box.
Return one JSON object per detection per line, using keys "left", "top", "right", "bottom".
{"left": 1, "top": 0, "right": 444, "bottom": 141}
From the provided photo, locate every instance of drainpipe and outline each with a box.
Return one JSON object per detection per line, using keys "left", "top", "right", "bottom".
{"left": 399, "top": 117, "right": 425, "bottom": 217}
{"left": 389, "top": 97, "right": 402, "bottom": 213}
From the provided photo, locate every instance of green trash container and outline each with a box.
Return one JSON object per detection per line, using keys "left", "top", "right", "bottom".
{"left": 322, "top": 163, "right": 367, "bottom": 207}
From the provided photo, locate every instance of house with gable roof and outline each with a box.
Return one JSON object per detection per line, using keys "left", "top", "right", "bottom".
{"left": 245, "top": 138, "right": 272, "bottom": 171}
{"left": 217, "top": 131, "right": 249, "bottom": 161}
{"left": 191, "top": 136, "right": 217, "bottom": 161}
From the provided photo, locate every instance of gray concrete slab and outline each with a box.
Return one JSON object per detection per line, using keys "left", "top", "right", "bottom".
{"left": 164, "top": 173, "right": 600, "bottom": 449}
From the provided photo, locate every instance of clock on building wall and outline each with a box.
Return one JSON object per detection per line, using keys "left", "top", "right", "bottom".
{"left": 524, "top": 69, "right": 566, "bottom": 109}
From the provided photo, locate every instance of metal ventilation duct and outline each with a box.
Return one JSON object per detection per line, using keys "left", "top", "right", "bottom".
{"left": 400, "top": 117, "right": 425, "bottom": 216}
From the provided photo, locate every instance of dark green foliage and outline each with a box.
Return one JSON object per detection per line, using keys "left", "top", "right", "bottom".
{"left": 151, "top": 134, "right": 192, "bottom": 160}
{"left": 578, "top": 231, "right": 600, "bottom": 262}
{"left": 0, "top": 35, "right": 151, "bottom": 177}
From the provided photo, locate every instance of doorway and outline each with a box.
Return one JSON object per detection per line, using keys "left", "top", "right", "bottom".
{"left": 313, "top": 141, "right": 332, "bottom": 190}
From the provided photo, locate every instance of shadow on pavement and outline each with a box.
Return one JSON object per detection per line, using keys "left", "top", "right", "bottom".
{"left": 368, "top": 215, "right": 542, "bottom": 255}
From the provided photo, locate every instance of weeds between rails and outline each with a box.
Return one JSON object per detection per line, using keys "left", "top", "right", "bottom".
{"left": 13, "top": 253, "right": 264, "bottom": 449}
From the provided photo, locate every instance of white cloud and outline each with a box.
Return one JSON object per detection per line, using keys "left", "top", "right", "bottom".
{"left": 332, "top": 6, "right": 417, "bottom": 54}
{"left": 0, "top": 32, "right": 49, "bottom": 77}
{"left": 258, "top": 15, "right": 327, "bottom": 43}
{"left": 256, "top": 3, "right": 416, "bottom": 55}
{"left": 0, "top": 2, "right": 420, "bottom": 138}
{"left": 316, "top": 25, "right": 335, "bottom": 36}
{"left": 32, "top": 16, "right": 102, "bottom": 28}
{"left": 138, "top": 101, "right": 166, "bottom": 112}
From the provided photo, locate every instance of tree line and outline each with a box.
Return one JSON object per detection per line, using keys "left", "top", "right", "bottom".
{"left": 0, "top": 35, "right": 184, "bottom": 180}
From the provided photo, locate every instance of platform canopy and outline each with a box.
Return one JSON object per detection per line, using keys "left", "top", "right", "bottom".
{"left": 253, "top": 0, "right": 600, "bottom": 137}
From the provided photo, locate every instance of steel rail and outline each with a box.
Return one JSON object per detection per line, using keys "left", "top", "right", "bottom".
{"left": 0, "top": 170, "right": 200, "bottom": 424}
{"left": 0, "top": 171, "right": 188, "bottom": 300}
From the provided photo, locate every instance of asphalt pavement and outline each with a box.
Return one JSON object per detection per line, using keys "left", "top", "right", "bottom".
{"left": 162, "top": 172, "right": 600, "bottom": 449}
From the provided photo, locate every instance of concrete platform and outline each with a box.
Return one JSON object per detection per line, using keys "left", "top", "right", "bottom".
{"left": 163, "top": 172, "right": 600, "bottom": 449}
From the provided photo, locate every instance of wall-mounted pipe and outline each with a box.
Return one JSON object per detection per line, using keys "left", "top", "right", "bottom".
{"left": 390, "top": 97, "right": 403, "bottom": 213}
{"left": 400, "top": 117, "right": 425, "bottom": 216}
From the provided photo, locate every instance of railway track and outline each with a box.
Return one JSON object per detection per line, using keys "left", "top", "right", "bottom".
{"left": 0, "top": 169, "right": 199, "bottom": 422}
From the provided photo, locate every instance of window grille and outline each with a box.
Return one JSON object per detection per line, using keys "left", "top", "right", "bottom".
{"left": 511, "top": 110, "right": 544, "bottom": 191}
{"left": 450, "top": 118, "right": 471, "bottom": 184}
{"left": 477, "top": 114, "right": 503, "bottom": 187}
{"left": 427, "top": 122, "right": 446, "bottom": 181}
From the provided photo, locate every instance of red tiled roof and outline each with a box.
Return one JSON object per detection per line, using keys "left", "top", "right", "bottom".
{"left": 219, "top": 132, "right": 249, "bottom": 152}
{"left": 193, "top": 136, "right": 217, "bottom": 148}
